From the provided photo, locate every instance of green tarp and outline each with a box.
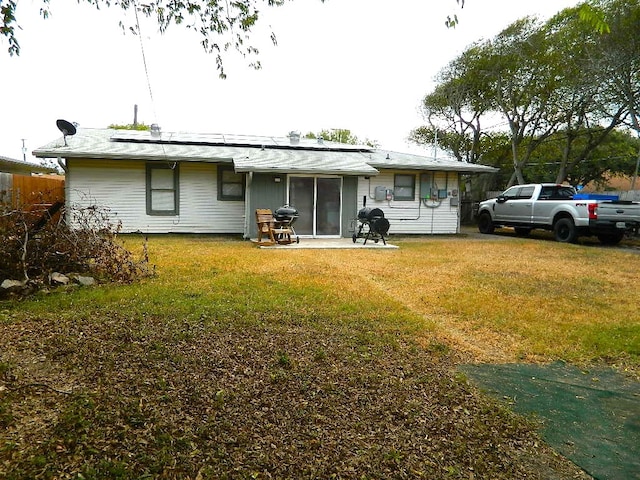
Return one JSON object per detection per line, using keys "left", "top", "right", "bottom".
{"left": 460, "top": 362, "right": 639, "bottom": 480}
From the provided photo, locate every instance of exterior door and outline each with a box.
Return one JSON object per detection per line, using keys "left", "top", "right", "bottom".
{"left": 289, "top": 176, "right": 342, "bottom": 237}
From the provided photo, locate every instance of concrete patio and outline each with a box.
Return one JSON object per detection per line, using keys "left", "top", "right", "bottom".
{"left": 255, "top": 238, "right": 399, "bottom": 249}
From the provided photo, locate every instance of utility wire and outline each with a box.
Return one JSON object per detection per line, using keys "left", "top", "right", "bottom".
{"left": 133, "top": 1, "right": 159, "bottom": 125}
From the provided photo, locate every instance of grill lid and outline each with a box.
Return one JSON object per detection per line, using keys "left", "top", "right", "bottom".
{"left": 274, "top": 205, "right": 298, "bottom": 217}
{"left": 358, "top": 207, "right": 385, "bottom": 221}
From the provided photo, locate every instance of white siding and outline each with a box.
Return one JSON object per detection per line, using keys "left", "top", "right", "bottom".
{"left": 67, "top": 159, "right": 245, "bottom": 234}
{"left": 356, "top": 170, "right": 460, "bottom": 235}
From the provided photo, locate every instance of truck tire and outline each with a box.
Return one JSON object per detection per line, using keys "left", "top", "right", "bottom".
{"left": 477, "top": 212, "right": 495, "bottom": 234}
{"left": 553, "top": 217, "right": 577, "bottom": 243}
{"left": 597, "top": 232, "right": 624, "bottom": 245}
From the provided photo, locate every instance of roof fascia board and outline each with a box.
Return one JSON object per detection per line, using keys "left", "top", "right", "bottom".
{"left": 371, "top": 163, "right": 499, "bottom": 173}
{"left": 32, "top": 151, "right": 235, "bottom": 163}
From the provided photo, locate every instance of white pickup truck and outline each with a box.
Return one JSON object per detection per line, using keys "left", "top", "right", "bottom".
{"left": 476, "top": 183, "right": 640, "bottom": 244}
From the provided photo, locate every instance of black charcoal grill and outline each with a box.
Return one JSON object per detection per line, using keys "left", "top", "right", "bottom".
{"left": 273, "top": 204, "right": 300, "bottom": 244}
{"left": 353, "top": 203, "right": 390, "bottom": 245}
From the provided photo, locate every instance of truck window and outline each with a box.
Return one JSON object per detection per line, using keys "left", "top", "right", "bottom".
{"left": 556, "top": 187, "right": 574, "bottom": 199}
{"left": 502, "top": 186, "right": 519, "bottom": 198}
{"left": 540, "top": 186, "right": 575, "bottom": 200}
{"left": 519, "top": 186, "right": 535, "bottom": 199}
{"left": 540, "top": 186, "right": 554, "bottom": 199}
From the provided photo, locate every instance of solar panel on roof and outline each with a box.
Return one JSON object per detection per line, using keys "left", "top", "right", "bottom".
{"left": 109, "top": 129, "right": 372, "bottom": 152}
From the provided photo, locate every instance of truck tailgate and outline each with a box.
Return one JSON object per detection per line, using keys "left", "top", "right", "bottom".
{"left": 596, "top": 201, "right": 640, "bottom": 223}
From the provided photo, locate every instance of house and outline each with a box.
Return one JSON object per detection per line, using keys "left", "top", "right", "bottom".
{"left": 33, "top": 127, "right": 497, "bottom": 238}
{"left": 0, "top": 155, "right": 58, "bottom": 175}
{"left": 1, "top": 155, "right": 63, "bottom": 208}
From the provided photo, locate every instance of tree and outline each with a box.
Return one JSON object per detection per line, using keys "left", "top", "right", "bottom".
{"left": 413, "top": 2, "right": 638, "bottom": 188}
{"left": 304, "top": 129, "right": 378, "bottom": 148}
{"left": 4, "top": 0, "right": 607, "bottom": 76}
{"left": 524, "top": 129, "right": 639, "bottom": 186}
{"left": 541, "top": 5, "right": 627, "bottom": 183}
{"left": 410, "top": 44, "right": 491, "bottom": 164}
{"left": 594, "top": 0, "right": 640, "bottom": 188}
{"left": 1, "top": 0, "right": 322, "bottom": 78}
{"left": 108, "top": 123, "right": 151, "bottom": 131}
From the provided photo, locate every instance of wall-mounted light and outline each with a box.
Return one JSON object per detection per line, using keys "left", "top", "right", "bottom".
{"left": 273, "top": 176, "right": 282, "bottom": 183}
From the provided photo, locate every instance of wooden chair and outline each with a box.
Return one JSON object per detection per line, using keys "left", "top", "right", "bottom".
{"left": 255, "top": 208, "right": 293, "bottom": 245}
{"left": 256, "top": 208, "right": 276, "bottom": 245}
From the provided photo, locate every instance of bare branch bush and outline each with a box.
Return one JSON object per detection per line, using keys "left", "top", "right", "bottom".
{"left": 0, "top": 198, "right": 153, "bottom": 288}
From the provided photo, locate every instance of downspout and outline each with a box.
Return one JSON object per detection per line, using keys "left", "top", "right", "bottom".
{"left": 243, "top": 171, "right": 253, "bottom": 239}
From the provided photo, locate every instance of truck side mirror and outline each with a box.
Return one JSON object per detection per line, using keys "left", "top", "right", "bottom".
{"left": 496, "top": 195, "right": 507, "bottom": 203}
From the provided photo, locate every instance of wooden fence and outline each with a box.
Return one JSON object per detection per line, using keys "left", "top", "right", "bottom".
{"left": 0, "top": 173, "right": 65, "bottom": 208}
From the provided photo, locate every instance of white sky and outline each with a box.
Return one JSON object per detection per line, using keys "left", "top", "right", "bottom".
{"left": 0, "top": 0, "right": 581, "bottom": 164}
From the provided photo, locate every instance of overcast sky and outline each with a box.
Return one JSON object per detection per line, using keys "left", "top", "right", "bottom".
{"left": 0, "top": 0, "right": 581, "bottom": 163}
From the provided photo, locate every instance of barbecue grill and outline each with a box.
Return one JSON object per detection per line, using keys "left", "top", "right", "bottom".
{"left": 273, "top": 204, "right": 300, "bottom": 244}
{"left": 353, "top": 205, "right": 390, "bottom": 245}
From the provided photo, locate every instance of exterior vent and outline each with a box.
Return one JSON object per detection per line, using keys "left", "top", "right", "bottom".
{"left": 288, "top": 131, "right": 301, "bottom": 145}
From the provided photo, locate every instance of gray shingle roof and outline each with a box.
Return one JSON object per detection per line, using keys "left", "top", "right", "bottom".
{"left": 366, "top": 150, "right": 498, "bottom": 173}
{"left": 33, "top": 128, "right": 497, "bottom": 175}
{"left": 0, "top": 155, "right": 58, "bottom": 174}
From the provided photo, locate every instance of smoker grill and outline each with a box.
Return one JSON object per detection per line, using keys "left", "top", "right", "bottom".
{"left": 353, "top": 206, "right": 390, "bottom": 245}
{"left": 273, "top": 204, "right": 300, "bottom": 244}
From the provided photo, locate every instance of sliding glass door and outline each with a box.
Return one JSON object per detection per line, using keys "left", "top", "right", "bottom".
{"left": 289, "top": 176, "right": 342, "bottom": 237}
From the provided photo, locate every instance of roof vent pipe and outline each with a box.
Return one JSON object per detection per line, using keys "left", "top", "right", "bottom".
{"left": 288, "top": 131, "right": 300, "bottom": 145}
{"left": 150, "top": 124, "right": 161, "bottom": 138}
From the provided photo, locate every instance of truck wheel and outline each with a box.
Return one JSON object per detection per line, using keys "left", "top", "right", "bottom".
{"left": 477, "top": 212, "right": 495, "bottom": 234}
{"left": 514, "top": 227, "right": 531, "bottom": 236}
{"left": 597, "top": 232, "right": 624, "bottom": 246}
{"left": 553, "top": 217, "right": 577, "bottom": 243}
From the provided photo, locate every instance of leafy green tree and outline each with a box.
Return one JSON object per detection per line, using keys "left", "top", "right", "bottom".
{"left": 594, "top": 0, "right": 640, "bottom": 188}
{"left": 541, "top": 5, "right": 628, "bottom": 183}
{"left": 4, "top": 0, "right": 608, "bottom": 77}
{"left": 525, "top": 129, "right": 639, "bottom": 186}
{"left": 108, "top": 123, "right": 151, "bottom": 131}
{"left": 304, "top": 129, "right": 378, "bottom": 148}
{"left": 1, "top": 0, "right": 315, "bottom": 77}
{"left": 410, "top": 45, "right": 491, "bottom": 164}
{"left": 413, "top": 1, "right": 639, "bottom": 188}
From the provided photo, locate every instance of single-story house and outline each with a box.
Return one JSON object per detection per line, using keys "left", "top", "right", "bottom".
{"left": 33, "top": 127, "right": 497, "bottom": 238}
{"left": 0, "top": 155, "right": 58, "bottom": 175}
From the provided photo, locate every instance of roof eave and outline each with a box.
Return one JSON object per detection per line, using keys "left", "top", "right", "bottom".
{"left": 235, "top": 166, "right": 379, "bottom": 176}
{"left": 33, "top": 150, "right": 235, "bottom": 163}
{"left": 368, "top": 162, "right": 498, "bottom": 173}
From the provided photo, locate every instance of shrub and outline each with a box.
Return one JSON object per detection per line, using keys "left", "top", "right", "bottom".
{"left": 0, "top": 201, "right": 152, "bottom": 288}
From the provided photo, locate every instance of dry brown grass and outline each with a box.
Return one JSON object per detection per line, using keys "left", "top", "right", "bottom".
{"left": 142, "top": 233, "right": 639, "bottom": 370}
{"left": 1, "top": 232, "right": 636, "bottom": 479}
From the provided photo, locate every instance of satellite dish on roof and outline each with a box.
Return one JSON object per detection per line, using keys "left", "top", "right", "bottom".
{"left": 56, "top": 119, "right": 77, "bottom": 146}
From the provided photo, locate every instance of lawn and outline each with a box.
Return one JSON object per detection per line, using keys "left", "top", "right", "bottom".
{"left": 1, "top": 233, "right": 637, "bottom": 479}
